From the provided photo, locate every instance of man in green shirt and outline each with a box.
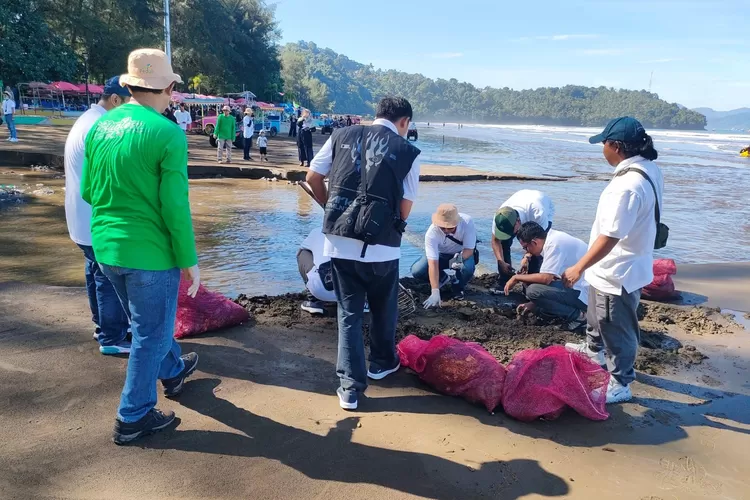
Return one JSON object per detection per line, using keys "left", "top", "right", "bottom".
{"left": 215, "top": 105, "right": 235, "bottom": 163}
{"left": 81, "top": 48, "right": 201, "bottom": 445}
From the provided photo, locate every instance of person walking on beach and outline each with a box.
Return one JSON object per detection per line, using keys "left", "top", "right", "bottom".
{"left": 215, "top": 105, "right": 235, "bottom": 163}
{"left": 412, "top": 203, "right": 477, "bottom": 306}
{"left": 297, "top": 110, "right": 314, "bottom": 167}
{"left": 562, "top": 116, "right": 664, "bottom": 404}
{"left": 257, "top": 129, "right": 269, "bottom": 161}
{"left": 242, "top": 108, "right": 254, "bottom": 161}
{"left": 81, "top": 48, "right": 200, "bottom": 444}
{"left": 64, "top": 76, "right": 132, "bottom": 355}
{"left": 506, "top": 222, "right": 588, "bottom": 330}
{"left": 174, "top": 103, "right": 192, "bottom": 132}
{"left": 491, "top": 189, "right": 555, "bottom": 287}
{"left": 3, "top": 91, "right": 18, "bottom": 142}
{"left": 306, "top": 97, "right": 421, "bottom": 410}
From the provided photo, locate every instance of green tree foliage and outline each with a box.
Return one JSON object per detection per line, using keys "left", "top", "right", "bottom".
{"left": 283, "top": 41, "right": 707, "bottom": 130}
{"left": 0, "top": 0, "right": 77, "bottom": 84}
{"left": 3, "top": 0, "right": 281, "bottom": 101}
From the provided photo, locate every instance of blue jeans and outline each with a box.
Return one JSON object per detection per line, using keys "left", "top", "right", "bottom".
{"left": 4, "top": 114, "right": 17, "bottom": 139}
{"left": 77, "top": 244, "right": 129, "bottom": 346}
{"left": 411, "top": 253, "right": 476, "bottom": 291}
{"left": 331, "top": 258, "right": 400, "bottom": 393}
{"left": 99, "top": 265, "right": 185, "bottom": 423}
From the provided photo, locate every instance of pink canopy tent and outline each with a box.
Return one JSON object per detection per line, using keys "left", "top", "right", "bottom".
{"left": 77, "top": 83, "right": 104, "bottom": 94}
{"left": 48, "top": 81, "right": 80, "bottom": 92}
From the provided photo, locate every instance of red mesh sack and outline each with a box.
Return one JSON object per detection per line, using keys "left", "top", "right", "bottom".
{"left": 502, "top": 346, "right": 610, "bottom": 422}
{"left": 643, "top": 259, "right": 679, "bottom": 300}
{"left": 397, "top": 335, "right": 506, "bottom": 412}
{"left": 174, "top": 279, "right": 250, "bottom": 339}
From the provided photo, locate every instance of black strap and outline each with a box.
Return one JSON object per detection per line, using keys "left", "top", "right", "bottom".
{"left": 445, "top": 234, "right": 463, "bottom": 246}
{"left": 617, "top": 167, "right": 661, "bottom": 224}
{"left": 358, "top": 126, "right": 370, "bottom": 258}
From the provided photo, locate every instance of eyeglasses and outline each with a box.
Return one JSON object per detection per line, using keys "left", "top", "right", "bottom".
{"left": 520, "top": 239, "right": 535, "bottom": 252}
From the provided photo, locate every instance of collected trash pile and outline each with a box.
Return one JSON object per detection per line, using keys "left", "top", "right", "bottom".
{"left": 642, "top": 258, "right": 679, "bottom": 301}
{"left": 398, "top": 334, "right": 610, "bottom": 421}
{"left": 174, "top": 279, "right": 250, "bottom": 338}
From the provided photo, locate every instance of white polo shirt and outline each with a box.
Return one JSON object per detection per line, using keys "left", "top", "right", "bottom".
{"left": 490, "top": 189, "right": 555, "bottom": 236}
{"left": 424, "top": 213, "right": 476, "bottom": 260}
{"left": 242, "top": 116, "right": 254, "bottom": 138}
{"left": 539, "top": 229, "right": 589, "bottom": 305}
{"left": 174, "top": 109, "right": 191, "bottom": 131}
{"left": 300, "top": 229, "right": 336, "bottom": 302}
{"left": 585, "top": 156, "right": 664, "bottom": 295}
{"left": 64, "top": 104, "right": 107, "bottom": 246}
{"left": 310, "top": 118, "right": 421, "bottom": 263}
{"left": 2, "top": 98, "right": 15, "bottom": 115}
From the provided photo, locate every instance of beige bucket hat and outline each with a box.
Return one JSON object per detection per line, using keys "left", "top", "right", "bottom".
{"left": 432, "top": 203, "right": 460, "bottom": 228}
{"left": 119, "top": 49, "right": 182, "bottom": 90}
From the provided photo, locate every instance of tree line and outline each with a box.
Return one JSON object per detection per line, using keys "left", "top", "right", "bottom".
{"left": 0, "top": 0, "right": 282, "bottom": 100}
{"left": 281, "top": 41, "right": 707, "bottom": 130}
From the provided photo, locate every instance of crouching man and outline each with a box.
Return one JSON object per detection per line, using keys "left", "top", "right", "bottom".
{"left": 297, "top": 228, "right": 336, "bottom": 314}
{"left": 504, "top": 222, "right": 588, "bottom": 330}
{"left": 412, "top": 203, "right": 477, "bottom": 307}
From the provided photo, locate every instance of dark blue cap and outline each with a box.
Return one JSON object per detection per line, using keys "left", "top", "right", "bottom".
{"left": 589, "top": 116, "right": 646, "bottom": 144}
{"left": 103, "top": 76, "right": 131, "bottom": 97}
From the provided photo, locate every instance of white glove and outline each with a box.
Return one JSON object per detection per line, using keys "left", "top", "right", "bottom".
{"left": 450, "top": 252, "right": 464, "bottom": 271}
{"left": 423, "top": 289, "right": 442, "bottom": 309}
{"left": 182, "top": 265, "right": 200, "bottom": 298}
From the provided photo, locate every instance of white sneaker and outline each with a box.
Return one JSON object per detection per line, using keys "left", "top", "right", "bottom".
{"left": 606, "top": 378, "right": 632, "bottom": 404}
{"left": 565, "top": 341, "right": 606, "bottom": 367}
{"left": 10, "top": 138, "right": 18, "bottom": 143}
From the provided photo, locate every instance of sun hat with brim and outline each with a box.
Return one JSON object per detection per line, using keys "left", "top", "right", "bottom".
{"left": 244, "top": 108, "right": 253, "bottom": 114}
{"left": 493, "top": 206, "right": 518, "bottom": 241}
{"left": 119, "top": 48, "right": 182, "bottom": 90}
{"left": 588, "top": 116, "right": 646, "bottom": 144}
{"left": 432, "top": 203, "right": 460, "bottom": 228}
{"left": 103, "top": 76, "right": 131, "bottom": 97}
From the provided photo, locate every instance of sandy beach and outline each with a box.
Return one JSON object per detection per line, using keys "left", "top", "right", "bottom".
{"left": 1, "top": 143, "right": 750, "bottom": 498}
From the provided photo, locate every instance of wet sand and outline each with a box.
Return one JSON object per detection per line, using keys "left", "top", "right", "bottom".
{"left": 0, "top": 125, "right": 565, "bottom": 183}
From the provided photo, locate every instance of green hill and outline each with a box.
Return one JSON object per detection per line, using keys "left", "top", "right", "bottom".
{"left": 282, "top": 41, "right": 706, "bottom": 130}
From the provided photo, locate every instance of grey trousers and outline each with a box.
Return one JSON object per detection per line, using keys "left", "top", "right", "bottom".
{"left": 296, "top": 248, "right": 314, "bottom": 284}
{"left": 526, "top": 281, "right": 586, "bottom": 321}
{"left": 586, "top": 286, "right": 641, "bottom": 386}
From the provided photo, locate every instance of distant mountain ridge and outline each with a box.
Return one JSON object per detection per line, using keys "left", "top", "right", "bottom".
{"left": 282, "top": 41, "right": 707, "bottom": 130}
{"left": 692, "top": 107, "right": 750, "bottom": 130}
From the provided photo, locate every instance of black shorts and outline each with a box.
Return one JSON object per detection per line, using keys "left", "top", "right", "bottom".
{"left": 259, "top": 147, "right": 267, "bottom": 154}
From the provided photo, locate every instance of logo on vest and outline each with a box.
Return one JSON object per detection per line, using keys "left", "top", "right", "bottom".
{"left": 365, "top": 132, "right": 389, "bottom": 174}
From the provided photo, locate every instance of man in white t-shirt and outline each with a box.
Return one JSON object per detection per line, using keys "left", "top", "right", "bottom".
{"left": 64, "top": 76, "right": 132, "bottom": 355}
{"left": 306, "top": 97, "right": 420, "bottom": 410}
{"left": 3, "top": 91, "right": 18, "bottom": 142}
{"left": 412, "top": 203, "right": 477, "bottom": 307}
{"left": 491, "top": 189, "right": 555, "bottom": 286}
{"left": 504, "top": 222, "right": 588, "bottom": 329}
{"left": 242, "top": 108, "right": 254, "bottom": 161}
{"left": 174, "top": 103, "right": 192, "bottom": 132}
{"left": 297, "top": 228, "right": 336, "bottom": 313}
{"left": 562, "top": 117, "right": 665, "bottom": 404}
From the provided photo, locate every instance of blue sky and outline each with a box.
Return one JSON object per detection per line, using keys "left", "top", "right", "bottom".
{"left": 272, "top": 0, "right": 749, "bottom": 110}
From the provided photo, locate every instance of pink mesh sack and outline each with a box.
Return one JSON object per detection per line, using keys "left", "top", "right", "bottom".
{"left": 501, "top": 346, "right": 610, "bottom": 422}
{"left": 397, "top": 335, "right": 506, "bottom": 412}
{"left": 174, "top": 279, "right": 250, "bottom": 339}
{"left": 643, "top": 258, "right": 679, "bottom": 301}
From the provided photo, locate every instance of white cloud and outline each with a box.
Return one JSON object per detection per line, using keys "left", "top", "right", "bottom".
{"left": 580, "top": 48, "right": 625, "bottom": 56}
{"left": 638, "top": 58, "right": 684, "bottom": 64}
{"left": 513, "top": 34, "right": 599, "bottom": 42}
{"left": 428, "top": 52, "right": 464, "bottom": 59}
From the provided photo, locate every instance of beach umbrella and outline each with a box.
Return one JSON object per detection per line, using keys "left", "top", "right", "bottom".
{"left": 77, "top": 83, "right": 104, "bottom": 94}
{"left": 48, "top": 81, "right": 80, "bottom": 92}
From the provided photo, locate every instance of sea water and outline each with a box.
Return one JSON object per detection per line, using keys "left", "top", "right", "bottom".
{"left": 193, "top": 124, "right": 750, "bottom": 297}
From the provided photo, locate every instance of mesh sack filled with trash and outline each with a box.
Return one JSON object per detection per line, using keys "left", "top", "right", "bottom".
{"left": 501, "top": 346, "right": 610, "bottom": 422}
{"left": 642, "top": 258, "right": 679, "bottom": 301}
{"left": 397, "top": 334, "right": 506, "bottom": 412}
{"left": 174, "top": 279, "right": 250, "bottom": 338}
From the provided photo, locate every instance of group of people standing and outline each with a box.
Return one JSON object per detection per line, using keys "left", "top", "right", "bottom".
{"left": 304, "top": 104, "right": 664, "bottom": 409}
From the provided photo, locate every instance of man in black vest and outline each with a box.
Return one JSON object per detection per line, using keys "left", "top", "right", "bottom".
{"left": 306, "top": 97, "right": 421, "bottom": 410}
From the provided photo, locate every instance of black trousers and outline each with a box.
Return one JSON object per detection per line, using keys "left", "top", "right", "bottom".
{"left": 289, "top": 122, "right": 297, "bottom": 137}
{"left": 243, "top": 136, "right": 252, "bottom": 159}
{"left": 297, "top": 129, "right": 313, "bottom": 163}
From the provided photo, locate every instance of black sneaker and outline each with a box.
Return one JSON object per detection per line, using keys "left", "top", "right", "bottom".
{"left": 301, "top": 300, "right": 325, "bottom": 315}
{"left": 367, "top": 362, "right": 400, "bottom": 380}
{"left": 113, "top": 408, "right": 176, "bottom": 445}
{"left": 161, "top": 352, "right": 199, "bottom": 397}
{"left": 337, "top": 387, "right": 358, "bottom": 410}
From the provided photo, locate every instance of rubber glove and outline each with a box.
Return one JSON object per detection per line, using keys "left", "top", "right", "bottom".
{"left": 182, "top": 265, "right": 200, "bottom": 298}
{"left": 450, "top": 252, "right": 464, "bottom": 271}
{"left": 423, "top": 289, "right": 442, "bottom": 309}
